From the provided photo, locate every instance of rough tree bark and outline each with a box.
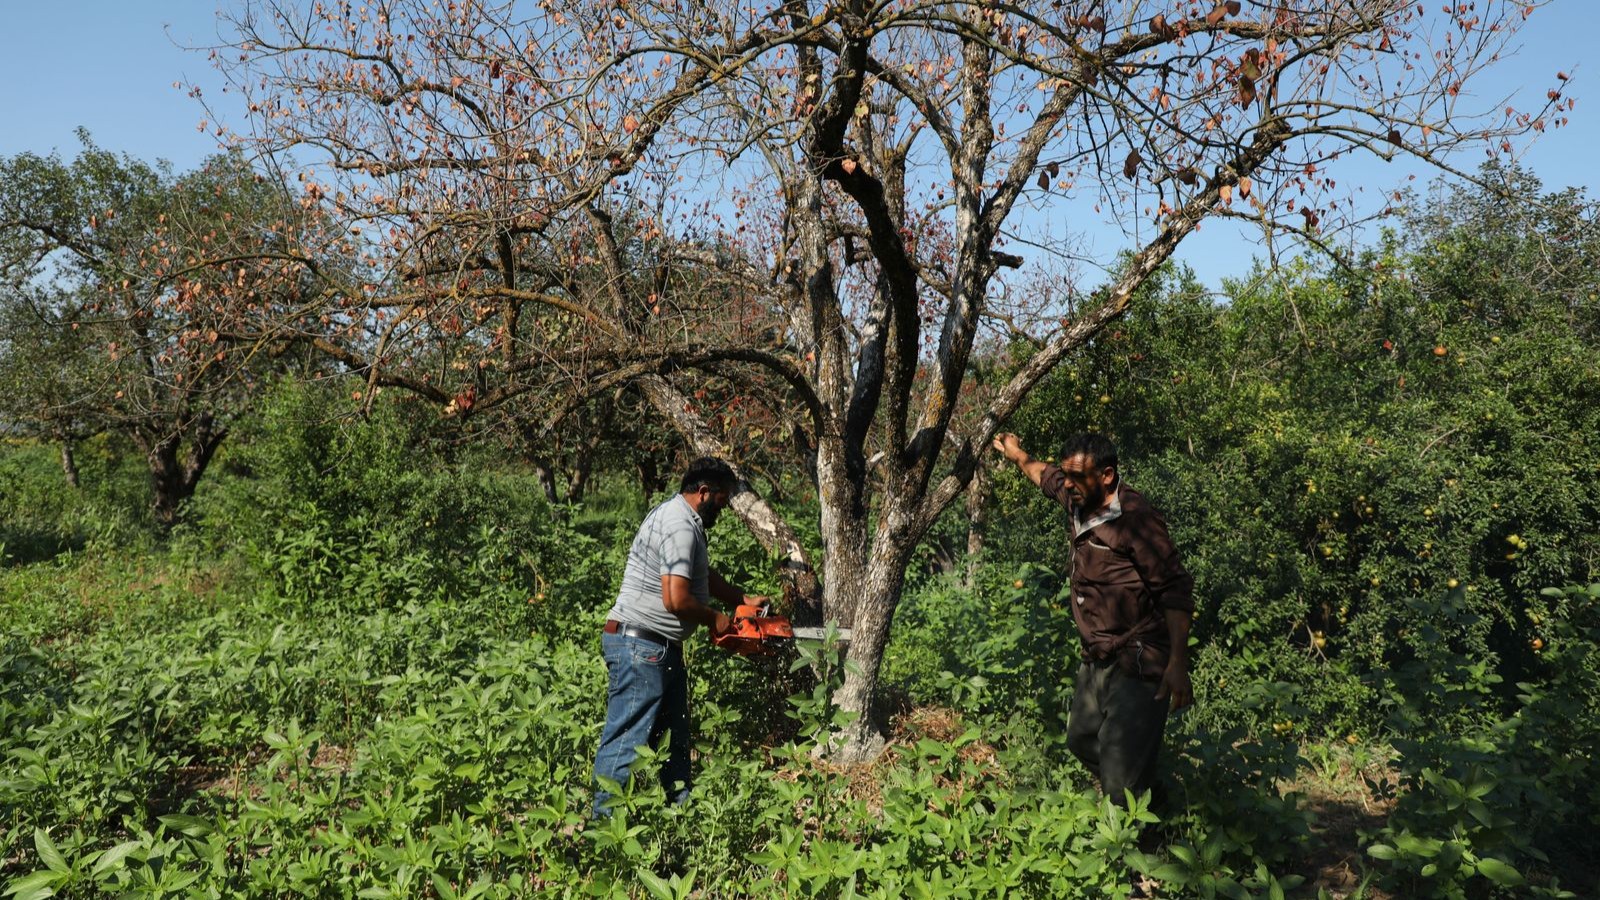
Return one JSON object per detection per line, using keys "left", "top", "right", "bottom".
{"left": 965, "top": 461, "right": 992, "bottom": 591}
{"left": 134, "top": 413, "right": 228, "bottom": 530}
{"left": 55, "top": 432, "right": 81, "bottom": 490}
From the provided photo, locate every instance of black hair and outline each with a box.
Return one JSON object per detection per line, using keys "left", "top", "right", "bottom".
{"left": 1058, "top": 433, "right": 1119, "bottom": 473}
{"left": 680, "top": 456, "right": 737, "bottom": 494}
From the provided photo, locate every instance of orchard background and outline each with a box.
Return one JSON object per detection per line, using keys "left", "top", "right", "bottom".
{"left": 3, "top": 0, "right": 1599, "bottom": 897}
{"left": 4, "top": 171, "right": 1597, "bottom": 898}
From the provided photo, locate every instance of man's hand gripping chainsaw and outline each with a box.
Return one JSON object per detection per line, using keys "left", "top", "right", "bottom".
{"left": 712, "top": 603, "right": 852, "bottom": 656}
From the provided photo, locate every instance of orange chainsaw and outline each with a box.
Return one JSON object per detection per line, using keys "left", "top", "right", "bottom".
{"left": 712, "top": 603, "right": 852, "bottom": 656}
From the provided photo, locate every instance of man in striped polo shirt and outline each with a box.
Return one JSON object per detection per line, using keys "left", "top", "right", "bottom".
{"left": 591, "top": 457, "right": 767, "bottom": 815}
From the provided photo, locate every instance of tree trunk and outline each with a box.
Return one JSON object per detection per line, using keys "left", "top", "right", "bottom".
{"left": 531, "top": 456, "right": 560, "bottom": 505}
{"left": 965, "top": 461, "right": 991, "bottom": 590}
{"left": 567, "top": 431, "right": 600, "bottom": 503}
{"left": 827, "top": 510, "right": 917, "bottom": 763}
{"left": 58, "top": 436, "right": 81, "bottom": 489}
{"left": 567, "top": 454, "right": 592, "bottom": 504}
{"left": 636, "top": 456, "right": 665, "bottom": 500}
{"left": 148, "top": 436, "right": 187, "bottom": 529}
{"left": 140, "top": 414, "right": 227, "bottom": 530}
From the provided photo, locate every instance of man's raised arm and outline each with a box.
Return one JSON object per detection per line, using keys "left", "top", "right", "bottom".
{"left": 993, "top": 433, "right": 1051, "bottom": 487}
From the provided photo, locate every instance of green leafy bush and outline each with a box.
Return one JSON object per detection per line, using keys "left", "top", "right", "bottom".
{"left": 0, "top": 436, "right": 150, "bottom": 564}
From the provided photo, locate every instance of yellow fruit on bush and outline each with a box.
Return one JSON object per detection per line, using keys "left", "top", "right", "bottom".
{"left": 1530, "top": 637, "right": 1544, "bottom": 651}
{"left": 1447, "top": 578, "right": 1460, "bottom": 589}
{"left": 1347, "top": 734, "right": 1359, "bottom": 745}
{"left": 1013, "top": 580, "right": 1025, "bottom": 589}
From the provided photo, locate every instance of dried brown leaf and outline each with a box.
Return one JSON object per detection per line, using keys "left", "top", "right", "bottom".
{"left": 1238, "top": 74, "right": 1256, "bottom": 107}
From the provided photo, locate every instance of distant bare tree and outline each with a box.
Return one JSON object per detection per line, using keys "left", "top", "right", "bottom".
{"left": 0, "top": 139, "right": 323, "bottom": 526}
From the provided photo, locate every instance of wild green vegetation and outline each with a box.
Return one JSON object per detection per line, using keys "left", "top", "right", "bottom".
{"left": 4, "top": 175, "right": 1598, "bottom": 898}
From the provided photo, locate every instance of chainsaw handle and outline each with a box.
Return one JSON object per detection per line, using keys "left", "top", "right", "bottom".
{"left": 733, "top": 602, "right": 770, "bottom": 620}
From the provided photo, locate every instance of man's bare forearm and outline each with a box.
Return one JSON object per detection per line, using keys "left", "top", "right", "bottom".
{"left": 993, "top": 433, "right": 1050, "bottom": 486}
{"left": 661, "top": 574, "right": 731, "bottom": 632}
{"left": 1164, "top": 608, "right": 1191, "bottom": 668}
{"left": 1013, "top": 454, "right": 1050, "bottom": 487}
{"left": 707, "top": 570, "right": 747, "bottom": 607}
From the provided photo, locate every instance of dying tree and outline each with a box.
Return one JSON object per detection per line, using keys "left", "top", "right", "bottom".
{"left": 209, "top": 0, "right": 1565, "bottom": 757}
{"left": 0, "top": 139, "right": 325, "bottom": 527}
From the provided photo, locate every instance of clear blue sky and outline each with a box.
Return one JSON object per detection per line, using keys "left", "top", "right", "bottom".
{"left": 2, "top": 2, "right": 1592, "bottom": 288}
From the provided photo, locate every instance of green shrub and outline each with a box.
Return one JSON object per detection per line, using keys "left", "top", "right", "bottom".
{"left": 1362, "top": 582, "right": 1599, "bottom": 898}
{"left": 0, "top": 436, "right": 150, "bottom": 564}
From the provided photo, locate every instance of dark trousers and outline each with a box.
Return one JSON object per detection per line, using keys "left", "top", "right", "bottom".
{"left": 1067, "top": 658, "right": 1170, "bottom": 805}
{"left": 591, "top": 632, "right": 691, "bottom": 816}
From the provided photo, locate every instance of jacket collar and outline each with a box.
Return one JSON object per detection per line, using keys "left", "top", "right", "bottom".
{"left": 1073, "top": 486, "right": 1123, "bottom": 538}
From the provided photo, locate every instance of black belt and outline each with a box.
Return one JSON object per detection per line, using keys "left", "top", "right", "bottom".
{"left": 603, "top": 620, "right": 681, "bottom": 647}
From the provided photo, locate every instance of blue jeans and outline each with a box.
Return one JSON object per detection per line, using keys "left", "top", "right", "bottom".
{"left": 592, "top": 632, "right": 692, "bottom": 815}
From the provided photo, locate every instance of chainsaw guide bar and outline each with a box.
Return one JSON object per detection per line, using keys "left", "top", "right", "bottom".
{"left": 789, "top": 626, "right": 849, "bottom": 641}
